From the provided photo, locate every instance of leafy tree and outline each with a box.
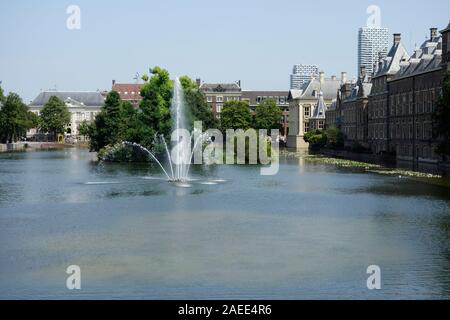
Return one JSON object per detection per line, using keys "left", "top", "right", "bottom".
{"left": 0, "top": 85, "right": 5, "bottom": 103}
{"left": 138, "top": 66, "right": 173, "bottom": 146}
{"left": 304, "top": 129, "right": 327, "bottom": 148}
{"left": 221, "top": 100, "right": 252, "bottom": 131}
{"left": 78, "top": 120, "right": 91, "bottom": 137}
{"left": 325, "top": 125, "right": 344, "bottom": 149}
{"left": 433, "top": 70, "right": 450, "bottom": 159}
{"left": 0, "top": 93, "right": 37, "bottom": 143}
{"left": 118, "top": 101, "right": 141, "bottom": 143}
{"left": 39, "top": 96, "right": 71, "bottom": 139}
{"left": 254, "top": 98, "right": 282, "bottom": 132}
{"left": 88, "top": 91, "right": 124, "bottom": 151}
{"left": 179, "top": 76, "right": 218, "bottom": 130}
{"left": 141, "top": 74, "right": 149, "bottom": 83}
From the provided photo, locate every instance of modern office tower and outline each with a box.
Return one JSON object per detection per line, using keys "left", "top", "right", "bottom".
{"left": 290, "top": 64, "right": 319, "bottom": 89}
{"left": 358, "top": 27, "right": 389, "bottom": 75}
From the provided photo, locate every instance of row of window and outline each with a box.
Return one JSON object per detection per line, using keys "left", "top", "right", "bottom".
{"left": 389, "top": 122, "right": 433, "bottom": 140}
{"left": 368, "top": 124, "right": 387, "bottom": 140}
{"left": 395, "top": 144, "right": 435, "bottom": 159}
{"left": 255, "top": 96, "right": 288, "bottom": 105}
{"left": 206, "top": 96, "right": 240, "bottom": 103}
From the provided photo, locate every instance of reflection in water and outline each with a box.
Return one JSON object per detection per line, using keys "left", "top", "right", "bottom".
{"left": 0, "top": 149, "right": 449, "bottom": 299}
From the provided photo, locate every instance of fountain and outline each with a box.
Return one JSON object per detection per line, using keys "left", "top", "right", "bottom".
{"left": 122, "top": 77, "right": 205, "bottom": 183}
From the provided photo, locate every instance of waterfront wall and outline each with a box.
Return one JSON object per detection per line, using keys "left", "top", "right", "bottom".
{"left": 0, "top": 142, "right": 77, "bottom": 152}
{"left": 320, "top": 148, "right": 450, "bottom": 176}
{"left": 0, "top": 143, "right": 26, "bottom": 152}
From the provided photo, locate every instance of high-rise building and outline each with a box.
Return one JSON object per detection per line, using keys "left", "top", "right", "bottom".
{"left": 358, "top": 27, "right": 389, "bottom": 75}
{"left": 290, "top": 64, "right": 319, "bottom": 89}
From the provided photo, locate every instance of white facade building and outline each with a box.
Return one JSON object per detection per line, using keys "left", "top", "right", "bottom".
{"left": 28, "top": 91, "right": 105, "bottom": 140}
{"left": 290, "top": 64, "right": 319, "bottom": 90}
{"left": 358, "top": 27, "right": 389, "bottom": 75}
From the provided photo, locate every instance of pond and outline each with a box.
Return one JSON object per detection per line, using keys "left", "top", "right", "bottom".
{"left": 0, "top": 149, "right": 449, "bottom": 299}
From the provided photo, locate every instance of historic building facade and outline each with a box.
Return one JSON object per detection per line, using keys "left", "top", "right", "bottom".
{"left": 387, "top": 28, "right": 444, "bottom": 163}
{"left": 28, "top": 91, "right": 105, "bottom": 140}
{"left": 287, "top": 72, "right": 343, "bottom": 149}
{"left": 198, "top": 80, "right": 242, "bottom": 119}
{"left": 338, "top": 67, "right": 372, "bottom": 148}
{"left": 368, "top": 33, "right": 410, "bottom": 155}
{"left": 241, "top": 91, "right": 290, "bottom": 137}
{"left": 111, "top": 80, "right": 143, "bottom": 107}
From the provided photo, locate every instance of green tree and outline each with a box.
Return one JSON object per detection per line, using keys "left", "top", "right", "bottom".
{"left": 0, "top": 85, "right": 5, "bottom": 104}
{"left": 179, "top": 76, "right": 218, "bottom": 130}
{"left": 304, "top": 129, "right": 327, "bottom": 148}
{"left": 88, "top": 91, "right": 124, "bottom": 151}
{"left": 118, "top": 101, "right": 141, "bottom": 143}
{"left": 254, "top": 98, "right": 282, "bottom": 132}
{"left": 433, "top": 70, "right": 450, "bottom": 159}
{"left": 221, "top": 100, "right": 252, "bottom": 131}
{"left": 0, "top": 93, "right": 37, "bottom": 143}
{"left": 39, "top": 96, "right": 71, "bottom": 139}
{"left": 78, "top": 120, "right": 91, "bottom": 137}
{"left": 138, "top": 66, "right": 173, "bottom": 146}
{"left": 325, "top": 125, "right": 344, "bottom": 149}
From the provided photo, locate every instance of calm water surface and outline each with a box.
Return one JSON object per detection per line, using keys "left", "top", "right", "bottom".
{"left": 0, "top": 149, "right": 449, "bottom": 299}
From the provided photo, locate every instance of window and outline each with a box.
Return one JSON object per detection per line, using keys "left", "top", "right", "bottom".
{"left": 304, "top": 106, "right": 310, "bottom": 117}
{"left": 280, "top": 97, "right": 286, "bottom": 104}
{"left": 318, "top": 121, "right": 324, "bottom": 130}
{"left": 207, "top": 96, "right": 213, "bottom": 103}
{"left": 304, "top": 122, "right": 310, "bottom": 133}
{"left": 256, "top": 96, "right": 262, "bottom": 104}
{"left": 216, "top": 96, "right": 223, "bottom": 103}
{"left": 216, "top": 104, "right": 223, "bottom": 113}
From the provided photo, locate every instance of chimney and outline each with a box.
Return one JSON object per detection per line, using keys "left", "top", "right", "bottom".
{"left": 331, "top": 75, "right": 337, "bottom": 81}
{"left": 112, "top": 80, "right": 116, "bottom": 87}
{"left": 430, "top": 27, "right": 438, "bottom": 39}
{"left": 319, "top": 71, "right": 325, "bottom": 83}
{"left": 196, "top": 78, "right": 201, "bottom": 87}
{"left": 341, "top": 72, "right": 347, "bottom": 84}
{"left": 393, "top": 33, "right": 402, "bottom": 45}
{"left": 360, "top": 65, "right": 367, "bottom": 79}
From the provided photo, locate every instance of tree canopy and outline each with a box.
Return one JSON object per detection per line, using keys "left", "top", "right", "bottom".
{"left": 221, "top": 101, "right": 252, "bottom": 131}
{"left": 254, "top": 98, "right": 282, "bottom": 132}
{"left": 39, "top": 96, "right": 71, "bottom": 138}
{"left": 0, "top": 93, "right": 37, "bottom": 143}
{"left": 179, "top": 76, "right": 218, "bottom": 130}
{"left": 0, "top": 85, "right": 5, "bottom": 104}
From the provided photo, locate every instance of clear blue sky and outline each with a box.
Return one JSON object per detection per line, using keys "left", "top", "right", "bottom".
{"left": 1, "top": 0, "right": 449, "bottom": 102}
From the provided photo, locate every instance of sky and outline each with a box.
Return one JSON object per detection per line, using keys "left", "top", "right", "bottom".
{"left": 0, "top": 0, "right": 449, "bottom": 103}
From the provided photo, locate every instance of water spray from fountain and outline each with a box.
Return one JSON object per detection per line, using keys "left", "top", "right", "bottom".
{"left": 123, "top": 77, "right": 207, "bottom": 183}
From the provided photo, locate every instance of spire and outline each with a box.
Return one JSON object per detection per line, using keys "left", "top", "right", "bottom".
{"left": 311, "top": 91, "right": 326, "bottom": 119}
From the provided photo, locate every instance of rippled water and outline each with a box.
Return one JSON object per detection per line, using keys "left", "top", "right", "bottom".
{"left": 0, "top": 149, "right": 449, "bottom": 299}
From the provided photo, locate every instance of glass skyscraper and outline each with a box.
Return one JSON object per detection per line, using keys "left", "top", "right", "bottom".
{"left": 290, "top": 64, "right": 319, "bottom": 90}
{"left": 358, "top": 27, "right": 389, "bottom": 75}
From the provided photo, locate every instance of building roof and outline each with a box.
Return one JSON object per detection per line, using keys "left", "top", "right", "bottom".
{"left": 30, "top": 91, "right": 105, "bottom": 107}
{"left": 393, "top": 31, "right": 443, "bottom": 80}
{"left": 289, "top": 77, "right": 341, "bottom": 101}
{"left": 199, "top": 83, "right": 241, "bottom": 93}
{"left": 310, "top": 92, "right": 327, "bottom": 120}
{"left": 375, "top": 38, "right": 410, "bottom": 77}
{"left": 440, "top": 21, "right": 450, "bottom": 33}
{"left": 112, "top": 83, "right": 143, "bottom": 101}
